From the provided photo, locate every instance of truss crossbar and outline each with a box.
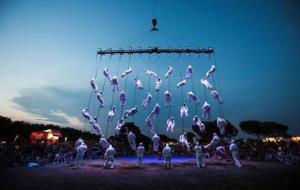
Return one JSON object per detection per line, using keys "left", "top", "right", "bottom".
{"left": 97, "top": 47, "right": 214, "bottom": 56}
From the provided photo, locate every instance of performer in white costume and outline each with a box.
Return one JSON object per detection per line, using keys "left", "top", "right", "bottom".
{"left": 229, "top": 140, "right": 242, "bottom": 167}
{"left": 136, "top": 143, "right": 145, "bottom": 168}
{"left": 194, "top": 142, "right": 205, "bottom": 168}
{"left": 104, "top": 145, "right": 116, "bottom": 169}
{"left": 163, "top": 144, "right": 172, "bottom": 169}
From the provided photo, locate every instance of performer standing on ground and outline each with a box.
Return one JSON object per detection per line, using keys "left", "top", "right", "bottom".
{"left": 136, "top": 143, "right": 145, "bottom": 168}
{"left": 104, "top": 145, "right": 116, "bottom": 169}
{"left": 162, "top": 144, "right": 172, "bottom": 169}
{"left": 229, "top": 140, "right": 242, "bottom": 167}
{"left": 194, "top": 142, "right": 205, "bottom": 168}
{"left": 75, "top": 140, "right": 87, "bottom": 168}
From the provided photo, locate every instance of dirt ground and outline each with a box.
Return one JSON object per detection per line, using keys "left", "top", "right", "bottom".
{"left": 1, "top": 159, "right": 300, "bottom": 190}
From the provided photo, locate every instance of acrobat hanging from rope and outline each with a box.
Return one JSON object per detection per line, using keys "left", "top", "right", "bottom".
{"left": 155, "top": 78, "right": 162, "bottom": 92}
{"left": 142, "top": 93, "right": 152, "bottom": 108}
{"left": 202, "top": 101, "right": 211, "bottom": 120}
{"left": 90, "top": 79, "right": 98, "bottom": 93}
{"left": 110, "top": 75, "right": 119, "bottom": 92}
{"left": 165, "top": 66, "right": 173, "bottom": 79}
{"left": 186, "top": 65, "right": 193, "bottom": 79}
{"left": 119, "top": 90, "right": 126, "bottom": 108}
{"left": 177, "top": 78, "right": 186, "bottom": 88}
{"left": 121, "top": 67, "right": 133, "bottom": 78}
{"left": 103, "top": 67, "right": 111, "bottom": 81}
{"left": 211, "top": 90, "right": 224, "bottom": 104}
{"left": 193, "top": 115, "right": 206, "bottom": 133}
{"left": 115, "top": 118, "right": 125, "bottom": 135}
{"left": 134, "top": 77, "right": 143, "bottom": 89}
{"left": 164, "top": 90, "right": 172, "bottom": 107}
{"left": 179, "top": 133, "right": 190, "bottom": 151}
{"left": 201, "top": 78, "right": 214, "bottom": 90}
{"left": 124, "top": 106, "right": 138, "bottom": 119}
{"left": 127, "top": 131, "right": 136, "bottom": 151}
{"left": 166, "top": 117, "right": 175, "bottom": 132}
{"left": 217, "top": 117, "right": 227, "bottom": 135}
{"left": 92, "top": 117, "right": 102, "bottom": 135}
{"left": 206, "top": 64, "right": 216, "bottom": 78}
{"left": 146, "top": 70, "right": 159, "bottom": 78}
{"left": 146, "top": 117, "right": 154, "bottom": 133}
{"left": 187, "top": 91, "right": 200, "bottom": 105}
{"left": 180, "top": 104, "right": 189, "bottom": 118}
{"left": 107, "top": 106, "right": 116, "bottom": 123}
{"left": 81, "top": 108, "right": 93, "bottom": 124}
{"left": 96, "top": 91, "right": 105, "bottom": 108}
{"left": 148, "top": 103, "right": 160, "bottom": 119}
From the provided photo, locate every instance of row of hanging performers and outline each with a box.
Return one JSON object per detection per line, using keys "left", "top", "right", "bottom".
{"left": 98, "top": 64, "right": 223, "bottom": 103}
{"left": 87, "top": 63, "right": 226, "bottom": 132}
{"left": 82, "top": 102, "right": 227, "bottom": 139}
{"left": 91, "top": 65, "right": 223, "bottom": 104}
{"left": 74, "top": 135, "right": 242, "bottom": 169}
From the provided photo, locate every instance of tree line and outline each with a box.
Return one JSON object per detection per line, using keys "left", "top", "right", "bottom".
{"left": 0, "top": 115, "right": 289, "bottom": 143}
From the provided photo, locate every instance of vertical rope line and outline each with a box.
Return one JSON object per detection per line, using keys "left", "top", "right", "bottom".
{"left": 180, "top": 72, "right": 185, "bottom": 133}
{"left": 213, "top": 53, "right": 224, "bottom": 117}
{"left": 105, "top": 90, "right": 116, "bottom": 137}
{"left": 123, "top": 55, "right": 131, "bottom": 91}
{"left": 105, "top": 59, "right": 121, "bottom": 137}
{"left": 101, "top": 56, "right": 112, "bottom": 136}
{"left": 191, "top": 74, "right": 198, "bottom": 115}
{"left": 155, "top": 72, "right": 160, "bottom": 133}
{"left": 168, "top": 75, "right": 171, "bottom": 118}
{"left": 155, "top": 72, "right": 160, "bottom": 102}
{"left": 120, "top": 55, "right": 131, "bottom": 118}
{"left": 208, "top": 54, "right": 221, "bottom": 117}
{"left": 131, "top": 70, "right": 139, "bottom": 123}
{"left": 84, "top": 54, "right": 101, "bottom": 132}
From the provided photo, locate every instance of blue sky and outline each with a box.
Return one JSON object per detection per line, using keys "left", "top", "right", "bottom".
{"left": 0, "top": 0, "right": 299, "bottom": 138}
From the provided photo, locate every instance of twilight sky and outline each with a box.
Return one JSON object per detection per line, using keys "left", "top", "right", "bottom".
{"left": 0, "top": 0, "right": 299, "bottom": 138}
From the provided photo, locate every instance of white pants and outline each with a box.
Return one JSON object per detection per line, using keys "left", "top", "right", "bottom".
{"left": 196, "top": 154, "right": 205, "bottom": 168}
{"left": 231, "top": 151, "right": 242, "bottom": 167}
{"left": 136, "top": 155, "right": 143, "bottom": 167}
{"left": 165, "top": 156, "right": 171, "bottom": 167}
{"left": 104, "top": 157, "right": 116, "bottom": 168}
{"left": 75, "top": 153, "right": 84, "bottom": 167}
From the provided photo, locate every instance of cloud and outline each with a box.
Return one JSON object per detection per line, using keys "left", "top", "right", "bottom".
{"left": 12, "top": 86, "right": 88, "bottom": 127}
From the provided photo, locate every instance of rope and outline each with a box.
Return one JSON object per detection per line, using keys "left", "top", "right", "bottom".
{"left": 213, "top": 53, "right": 225, "bottom": 118}
{"left": 120, "top": 55, "right": 131, "bottom": 118}
{"left": 155, "top": 72, "right": 160, "bottom": 133}
{"left": 180, "top": 72, "right": 185, "bottom": 133}
{"left": 105, "top": 90, "right": 116, "bottom": 137}
{"left": 131, "top": 70, "right": 140, "bottom": 123}
{"left": 123, "top": 56, "right": 131, "bottom": 91}
{"left": 95, "top": 58, "right": 112, "bottom": 122}
{"left": 106, "top": 30, "right": 150, "bottom": 52}
{"left": 167, "top": 75, "right": 172, "bottom": 118}
{"left": 83, "top": 54, "right": 101, "bottom": 132}
{"left": 155, "top": 72, "right": 160, "bottom": 102}
{"left": 208, "top": 54, "right": 221, "bottom": 117}
{"left": 105, "top": 59, "right": 121, "bottom": 137}
{"left": 200, "top": 57, "right": 208, "bottom": 104}
{"left": 152, "top": 0, "right": 157, "bottom": 18}
{"left": 191, "top": 74, "right": 199, "bottom": 115}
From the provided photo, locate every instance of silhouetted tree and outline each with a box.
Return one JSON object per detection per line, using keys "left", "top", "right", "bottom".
{"left": 113, "top": 122, "right": 152, "bottom": 151}
{"left": 192, "top": 120, "right": 238, "bottom": 143}
{"left": 239, "top": 120, "right": 262, "bottom": 139}
{"left": 186, "top": 131, "right": 196, "bottom": 143}
{"left": 239, "top": 120, "right": 288, "bottom": 139}
{"left": 261, "top": 121, "right": 288, "bottom": 137}
{"left": 158, "top": 134, "right": 177, "bottom": 144}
